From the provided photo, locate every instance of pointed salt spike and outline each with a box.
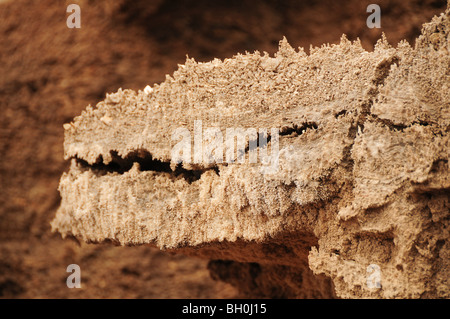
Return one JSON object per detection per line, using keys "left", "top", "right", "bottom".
{"left": 144, "top": 85, "right": 153, "bottom": 95}
{"left": 277, "top": 36, "right": 296, "bottom": 57}
{"left": 397, "top": 39, "right": 412, "bottom": 50}
{"left": 353, "top": 38, "right": 363, "bottom": 48}
{"left": 184, "top": 55, "right": 196, "bottom": 66}
{"left": 297, "top": 46, "right": 307, "bottom": 58}
{"left": 340, "top": 34, "right": 350, "bottom": 45}
{"left": 375, "top": 33, "right": 391, "bottom": 51}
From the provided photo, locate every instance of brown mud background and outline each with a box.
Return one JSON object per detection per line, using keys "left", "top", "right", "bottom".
{"left": 0, "top": 0, "right": 447, "bottom": 298}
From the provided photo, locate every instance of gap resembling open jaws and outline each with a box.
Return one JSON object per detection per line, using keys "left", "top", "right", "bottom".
{"left": 71, "top": 121, "right": 319, "bottom": 183}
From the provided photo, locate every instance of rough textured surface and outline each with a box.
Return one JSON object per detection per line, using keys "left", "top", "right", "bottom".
{"left": 52, "top": 4, "right": 450, "bottom": 298}
{"left": 1, "top": 0, "right": 448, "bottom": 299}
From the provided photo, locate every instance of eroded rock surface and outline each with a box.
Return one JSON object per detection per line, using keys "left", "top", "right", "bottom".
{"left": 52, "top": 4, "right": 450, "bottom": 298}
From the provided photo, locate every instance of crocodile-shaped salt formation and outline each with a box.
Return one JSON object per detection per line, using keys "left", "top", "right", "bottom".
{"left": 52, "top": 4, "right": 450, "bottom": 298}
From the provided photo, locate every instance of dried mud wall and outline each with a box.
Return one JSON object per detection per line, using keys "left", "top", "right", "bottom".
{"left": 52, "top": 5, "right": 450, "bottom": 298}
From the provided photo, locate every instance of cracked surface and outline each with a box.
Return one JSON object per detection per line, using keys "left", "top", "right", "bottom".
{"left": 52, "top": 4, "right": 450, "bottom": 298}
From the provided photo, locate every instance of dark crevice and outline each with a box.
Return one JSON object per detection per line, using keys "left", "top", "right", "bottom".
{"left": 280, "top": 122, "right": 318, "bottom": 137}
{"left": 74, "top": 150, "right": 218, "bottom": 183}
{"left": 370, "top": 115, "right": 409, "bottom": 131}
{"left": 429, "top": 158, "right": 448, "bottom": 174}
{"left": 335, "top": 109, "right": 347, "bottom": 119}
{"left": 240, "top": 122, "right": 319, "bottom": 156}
{"left": 359, "top": 55, "right": 401, "bottom": 121}
{"left": 73, "top": 123, "right": 318, "bottom": 182}
{"left": 341, "top": 124, "right": 358, "bottom": 171}
{"left": 369, "top": 114, "right": 434, "bottom": 132}
{"left": 111, "top": 150, "right": 172, "bottom": 173}
{"left": 372, "top": 56, "right": 400, "bottom": 87}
